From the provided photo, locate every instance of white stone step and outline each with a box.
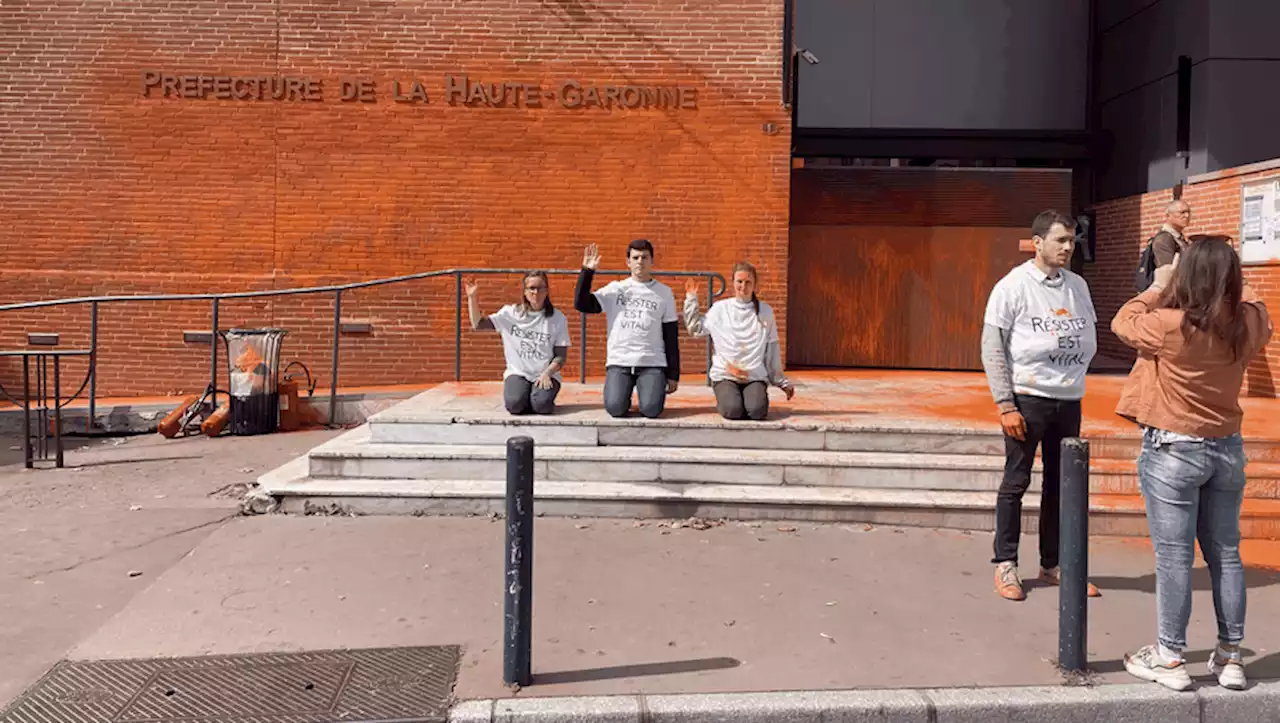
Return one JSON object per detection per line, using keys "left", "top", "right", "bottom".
{"left": 262, "top": 476, "right": 1153, "bottom": 536}
{"left": 367, "top": 418, "right": 1021, "bottom": 455}
{"left": 308, "top": 441, "right": 1115, "bottom": 493}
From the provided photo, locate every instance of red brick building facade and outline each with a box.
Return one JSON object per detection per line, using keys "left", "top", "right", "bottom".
{"left": 1, "top": 0, "right": 790, "bottom": 397}
{"left": 1089, "top": 161, "right": 1280, "bottom": 398}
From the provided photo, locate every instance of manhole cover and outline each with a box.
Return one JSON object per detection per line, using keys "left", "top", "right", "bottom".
{"left": 0, "top": 646, "right": 459, "bottom": 723}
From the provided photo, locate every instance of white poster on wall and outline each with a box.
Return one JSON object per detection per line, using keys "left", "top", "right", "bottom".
{"left": 1240, "top": 177, "right": 1280, "bottom": 264}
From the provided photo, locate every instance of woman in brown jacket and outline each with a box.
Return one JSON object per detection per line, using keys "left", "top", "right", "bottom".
{"left": 1111, "top": 235, "right": 1272, "bottom": 692}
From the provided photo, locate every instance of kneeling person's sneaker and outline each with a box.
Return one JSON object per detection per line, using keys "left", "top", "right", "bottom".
{"left": 994, "top": 561, "right": 1024, "bottom": 601}
{"left": 1125, "top": 645, "right": 1192, "bottom": 691}
{"left": 1209, "top": 647, "right": 1246, "bottom": 690}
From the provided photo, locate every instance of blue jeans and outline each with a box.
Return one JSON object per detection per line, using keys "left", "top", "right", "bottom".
{"left": 603, "top": 366, "right": 667, "bottom": 419}
{"left": 1138, "top": 431, "right": 1248, "bottom": 651}
{"left": 503, "top": 375, "right": 561, "bottom": 415}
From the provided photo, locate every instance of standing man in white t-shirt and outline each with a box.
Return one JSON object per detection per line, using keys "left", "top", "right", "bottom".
{"left": 574, "top": 239, "right": 680, "bottom": 418}
{"left": 981, "top": 209, "right": 1102, "bottom": 602}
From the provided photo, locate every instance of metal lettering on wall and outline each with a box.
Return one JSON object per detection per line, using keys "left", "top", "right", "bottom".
{"left": 140, "top": 71, "right": 698, "bottom": 110}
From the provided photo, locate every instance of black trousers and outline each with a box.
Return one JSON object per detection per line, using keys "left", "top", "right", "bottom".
{"left": 992, "top": 394, "right": 1082, "bottom": 570}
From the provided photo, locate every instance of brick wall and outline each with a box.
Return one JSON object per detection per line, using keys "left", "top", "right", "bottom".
{"left": 0, "top": 0, "right": 791, "bottom": 398}
{"left": 1088, "top": 161, "right": 1280, "bottom": 398}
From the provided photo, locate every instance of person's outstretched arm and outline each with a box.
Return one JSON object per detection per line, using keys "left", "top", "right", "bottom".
{"left": 1112, "top": 259, "right": 1179, "bottom": 354}
{"left": 682, "top": 280, "right": 709, "bottom": 337}
{"left": 574, "top": 244, "right": 603, "bottom": 314}
{"left": 465, "top": 279, "right": 495, "bottom": 331}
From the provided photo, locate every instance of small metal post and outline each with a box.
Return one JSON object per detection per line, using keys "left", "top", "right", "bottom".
{"left": 330, "top": 290, "right": 342, "bottom": 427}
{"left": 53, "top": 355, "right": 63, "bottom": 468}
{"left": 1059, "top": 437, "right": 1090, "bottom": 673}
{"left": 37, "top": 355, "right": 47, "bottom": 461}
{"left": 88, "top": 301, "right": 98, "bottom": 433}
{"left": 210, "top": 299, "right": 220, "bottom": 410}
{"left": 455, "top": 272, "right": 463, "bottom": 382}
{"left": 579, "top": 314, "right": 587, "bottom": 384}
{"left": 22, "top": 355, "right": 32, "bottom": 469}
{"left": 503, "top": 435, "right": 535, "bottom": 688}
{"left": 705, "top": 275, "right": 715, "bottom": 384}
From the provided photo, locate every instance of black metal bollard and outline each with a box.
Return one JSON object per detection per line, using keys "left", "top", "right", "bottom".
{"left": 503, "top": 436, "right": 535, "bottom": 687}
{"left": 1059, "top": 437, "right": 1090, "bottom": 672}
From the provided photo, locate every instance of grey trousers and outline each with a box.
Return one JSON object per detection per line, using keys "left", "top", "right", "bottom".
{"left": 604, "top": 366, "right": 667, "bottom": 418}
{"left": 713, "top": 380, "right": 769, "bottom": 420}
{"left": 503, "top": 375, "right": 561, "bottom": 415}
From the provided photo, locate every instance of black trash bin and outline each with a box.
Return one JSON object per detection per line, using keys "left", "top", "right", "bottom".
{"left": 219, "top": 328, "right": 288, "bottom": 436}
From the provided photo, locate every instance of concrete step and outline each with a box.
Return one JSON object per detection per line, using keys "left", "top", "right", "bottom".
{"left": 367, "top": 417, "right": 1147, "bottom": 458}
{"left": 367, "top": 417, "right": 1280, "bottom": 464}
{"left": 305, "top": 441, "right": 1280, "bottom": 498}
{"left": 260, "top": 476, "right": 1280, "bottom": 539}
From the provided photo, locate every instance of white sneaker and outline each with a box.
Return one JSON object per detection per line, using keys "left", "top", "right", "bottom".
{"left": 1209, "top": 648, "right": 1247, "bottom": 690}
{"left": 1124, "top": 645, "right": 1193, "bottom": 691}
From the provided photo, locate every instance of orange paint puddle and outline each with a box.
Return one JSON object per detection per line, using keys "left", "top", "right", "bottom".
{"left": 1241, "top": 540, "right": 1280, "bottom": 570}
{"left": 1103, "top": 537, "right": 1280, "bottom": 570}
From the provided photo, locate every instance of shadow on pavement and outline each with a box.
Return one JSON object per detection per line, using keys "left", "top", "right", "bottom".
{"left": 1088, "top": 647, "right": 1280, "bottom": 682}
{"left": 68, "top": 455, "right": 204, "bottom": 469}
{"left": 532, "top": 656, "right": 740, "bottom": 685}
{"left": 0, "top": 436, "right": 100, "bottom": 467}
{"left": 1088, "top": 566, "right": 1280, "bottom": 594}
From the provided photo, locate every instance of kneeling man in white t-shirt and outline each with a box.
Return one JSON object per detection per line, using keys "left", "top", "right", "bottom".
{"left": 981, "top": 209, "right": 1103, "bottom": 602}
{"left": 575, "top": 239, "right": 680, "bottom": 418}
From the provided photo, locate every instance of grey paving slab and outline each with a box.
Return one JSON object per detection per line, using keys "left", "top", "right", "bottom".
{"left": 927, "top": 683, "right": 1199, "bottom": 723}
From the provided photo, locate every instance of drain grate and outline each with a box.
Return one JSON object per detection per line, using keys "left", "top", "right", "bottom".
{"left": 0, "top": 645, "right": 459, "bottom": 723}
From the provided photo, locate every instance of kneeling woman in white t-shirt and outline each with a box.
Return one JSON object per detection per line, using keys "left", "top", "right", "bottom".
{"left": 466, "top": 272, "right": 571, "bottom": 415}
{"left": 683, "top": 262, "right": 794, "bottom": 420}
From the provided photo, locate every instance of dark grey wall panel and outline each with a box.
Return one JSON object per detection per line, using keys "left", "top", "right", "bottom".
{"left": 1093, "top": 0, "right": 1280, "bottom": 199}
{"left": 1097, "top": 0, "right": 1163, "bottom": 31}
{"left": 1095, "top": 0, "right": 1207, "bottom": 103}
{"left": 1097, "top": 77, "right": 1180, "bottom": 200}
{"left": 794, "top": 0, "right": 873, "bottom": 129}
{"left": 795, "top": 0, "right": 1089, "bottom": 131}
{"left": 1209, "top": 1, "right": 1280, "bottom": 58}
{"left": 1201, "top": 60, "right": 1280, "bottom": 173}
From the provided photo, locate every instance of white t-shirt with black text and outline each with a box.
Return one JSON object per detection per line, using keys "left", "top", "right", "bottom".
{"left": 983, "top": 260, "right": 1097, "bottom": 401}
{"left": 488, "top": 305, "right": 571, "bottom": 382}
{"left": 593, "top": 277, "right": 678, "bottom": 368}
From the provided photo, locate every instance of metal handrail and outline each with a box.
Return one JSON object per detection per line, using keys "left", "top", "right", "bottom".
{"left": 0, "top": 267, "right": 727, "bottom": 428}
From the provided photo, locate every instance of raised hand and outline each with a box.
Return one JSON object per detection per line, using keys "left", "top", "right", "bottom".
{"left": 1243, "top": 276, "right": 1261, "bottom": 304}
{"left": 1152, "top": 253, "right": 1180, "bottom": 291}
{"left": 582, "top": 244, "right": 601, "bottom": 270}
{"left": 464, "top": 278, "right": 479, "bottom": 298}
{"left": 685, "top": 278, "right": 700, "bottom": 297}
